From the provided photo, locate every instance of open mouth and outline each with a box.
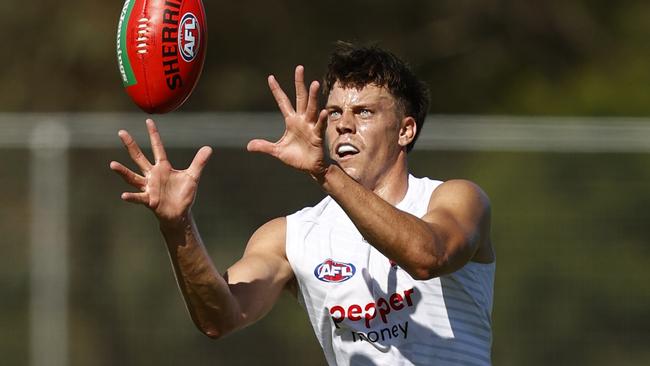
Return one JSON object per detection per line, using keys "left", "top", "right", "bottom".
{"left": 336, "top": 143, "right": 360, "bottom": 159}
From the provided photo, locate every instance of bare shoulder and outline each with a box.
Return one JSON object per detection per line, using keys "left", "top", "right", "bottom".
{"left": 429, "top": 179, "right": 491, "bottom": 214}
{"left": 228, "top": 216, "right": 295, "bottom": 293}
{"left": 427, "top": 179, "right": 494, "bottom": 263}
{"left": 244, "top": 216, "right": 287, "bottom": 258}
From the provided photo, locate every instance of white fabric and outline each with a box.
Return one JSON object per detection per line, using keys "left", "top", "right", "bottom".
{"left": 286, "top": 175, "right": 495, "bottom": 366}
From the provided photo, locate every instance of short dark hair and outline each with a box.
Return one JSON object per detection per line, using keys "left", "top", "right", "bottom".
{"left": 323, "top": 42, "right": 430, "bottom": 152}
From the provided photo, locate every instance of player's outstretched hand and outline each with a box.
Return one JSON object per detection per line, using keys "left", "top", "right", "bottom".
{"left": 110, "top": 119, "right": 212, "bottom": 226}
{"left": 247, "top": 65, "right": 329, "bottom": 178}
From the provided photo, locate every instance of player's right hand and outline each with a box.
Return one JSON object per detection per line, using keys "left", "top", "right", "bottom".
{"left": 110, "top": 118, "right": 212, "bottom": 227}
{"left": 247, "top": 65, "right": 329, "bottom": 179}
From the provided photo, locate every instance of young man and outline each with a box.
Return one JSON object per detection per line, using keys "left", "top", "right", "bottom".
{"left": 111, "top": 44, "right": 495, "bottom": 365}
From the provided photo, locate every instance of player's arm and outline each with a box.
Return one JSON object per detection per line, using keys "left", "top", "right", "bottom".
{"left": 246, "top": 66, "right": 492, "bottom": 279}
{"left": 160, "top": 215, "right": 292, "bottom": 338}
{"left": 320, "top": 169, "right": 492, "bottom": 279}
{"left": 110, "top": 119, "right": 293, "bottom": 339}
{"left": 246, "top": 65, "right": 492, "bottom": 280}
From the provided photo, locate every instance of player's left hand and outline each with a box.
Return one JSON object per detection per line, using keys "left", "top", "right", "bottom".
{"left": 110, "top": 119, "right": 212, "bottom": 228}
{"left": 247, "top": 65, "right": 329, "bottom": 178}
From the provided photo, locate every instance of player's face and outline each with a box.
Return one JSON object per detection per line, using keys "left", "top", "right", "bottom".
{"left": 325, "top": 83, "right": 406, "bottom": 188}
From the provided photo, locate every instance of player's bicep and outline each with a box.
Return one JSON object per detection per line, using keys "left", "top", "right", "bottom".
{"left": 421, "top": 180, "right": 491, "bottom": 275}
{"left": 223, "top": 217, "right": 293, "bottom": 328}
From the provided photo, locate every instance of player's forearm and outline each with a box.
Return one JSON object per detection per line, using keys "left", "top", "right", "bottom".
{"left": 317, "top": 166, "right": 444, "bottom": 280}
{"left": 159, "top": 214, "right": 243, "bottom": 338}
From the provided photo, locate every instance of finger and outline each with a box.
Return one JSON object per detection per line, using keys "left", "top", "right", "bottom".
{"left": 247, "top": 139, "right": 277, "bottom": 157}
{"left": 315, "top": 109, "right": 329, "bottom": 137}
{"left": 110, "top": 161, "right": 146, "bottom": 189}
{"left": 305, "top": 80, "right": 321, "bottom": 121}
{"left": 146, "top": 174, "right": 160, "bottom": 209}
{"left": 120, "top": 191, "right": 150, "bottom": 205}
{"left": 118, "top": 130, "right": 152, "bottom": 172}
{"left": 268, "top": 75, "right": 295, "bottom": 118}
{"left": 294, "top": 65, "right": 308, "bottom": 114}
{"left": 187, "top": 146, "right": 213, "bottom": 180}
{"left": 146, "top": 118, "right": 169, "bottom": 163}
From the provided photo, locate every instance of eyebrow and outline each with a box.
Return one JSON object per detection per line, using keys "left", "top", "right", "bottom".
{"left": 326, "top": 91, "right": 394, "bottom": 109}
{"left": 325, "top": 100, "right": 381, "bottom": 110}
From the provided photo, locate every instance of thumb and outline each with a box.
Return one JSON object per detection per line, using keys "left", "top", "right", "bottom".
{"left": 314, "top": 109, "right": 328, "bottom": 137}
{"left": 188, "top": 146, "right": 213, "bottom": 179}
{"left": 247, "top": 139, "right": 277, "bottom": 156}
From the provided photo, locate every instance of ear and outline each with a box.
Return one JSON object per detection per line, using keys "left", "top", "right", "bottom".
{"left": 398, "top": 116, "right": 417, "bottom": 148}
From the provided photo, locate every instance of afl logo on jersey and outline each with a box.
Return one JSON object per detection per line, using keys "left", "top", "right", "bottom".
{"left": 314, "top": 259, "right": 356, "bottom": 283}
{"left": 178, "top": 12, "right": 200, "bottom": 62}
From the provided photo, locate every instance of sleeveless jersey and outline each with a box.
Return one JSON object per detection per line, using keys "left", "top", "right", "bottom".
{"left": 286, "top": 175, "right": 495, "bottom": 366}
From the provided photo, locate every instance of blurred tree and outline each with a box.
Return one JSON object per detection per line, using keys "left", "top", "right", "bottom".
{"left": 2, "top": 1, "right": 650, "bottom": 365}
{"left": 1, "top": 0, "right": 649, "bottom": 115}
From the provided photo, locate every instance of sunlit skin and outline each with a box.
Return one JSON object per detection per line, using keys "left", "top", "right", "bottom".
{"left": 325, "top": 83, "right": 416, "bottom": 204}
{"left": 110, "top": 65, "right": 493, "bottom": 340}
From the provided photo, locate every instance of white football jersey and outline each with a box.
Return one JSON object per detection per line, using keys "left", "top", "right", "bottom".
{"left": 286, "top": 175, "right": 495, "bottom": 366}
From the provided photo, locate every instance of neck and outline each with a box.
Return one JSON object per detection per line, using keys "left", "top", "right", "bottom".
{"left": 318, "top": 152, "right": 410, "bottom": 206}
{"left": 369, "top": 152, "right": 409, "bottom": 206}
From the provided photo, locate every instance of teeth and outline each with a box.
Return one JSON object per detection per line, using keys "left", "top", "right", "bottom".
{"left": 337, "top": 144, "right": 359, "bottom": 155}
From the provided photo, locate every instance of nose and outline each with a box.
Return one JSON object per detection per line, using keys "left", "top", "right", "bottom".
{"left": 335, "top": 110, "right": 356, "bottom": 135}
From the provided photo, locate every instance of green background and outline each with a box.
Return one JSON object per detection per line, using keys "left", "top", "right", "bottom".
{"left": 1, "top": 0, "right": 649, "bottom": 365}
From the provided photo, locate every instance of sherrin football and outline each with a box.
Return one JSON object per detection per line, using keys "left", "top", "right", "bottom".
{"left": 116, "top": 0, "right": 207, "bottom": 113}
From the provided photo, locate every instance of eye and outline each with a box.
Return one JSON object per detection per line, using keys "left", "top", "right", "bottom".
{"left": 329, "top": 110, "right": 342, "bottom": 120}
{"left": 359, "top": 109, "right": 372, "bottom": 118}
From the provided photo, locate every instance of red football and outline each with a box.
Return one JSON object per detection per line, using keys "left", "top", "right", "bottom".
{"left": 116, "top": 0, "right": 207, "bottom": 113}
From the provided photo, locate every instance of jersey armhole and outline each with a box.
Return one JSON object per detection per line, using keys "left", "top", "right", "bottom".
{"left": 285, "top": 213, "right": 307, "bottom": 308}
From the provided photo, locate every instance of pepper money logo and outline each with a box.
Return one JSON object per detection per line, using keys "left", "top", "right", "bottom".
{"left": 314, "top": 259, "right": 356, "bottom": 283}
{"left": 178, "top": 12, "right": 200, "bottom": 62}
